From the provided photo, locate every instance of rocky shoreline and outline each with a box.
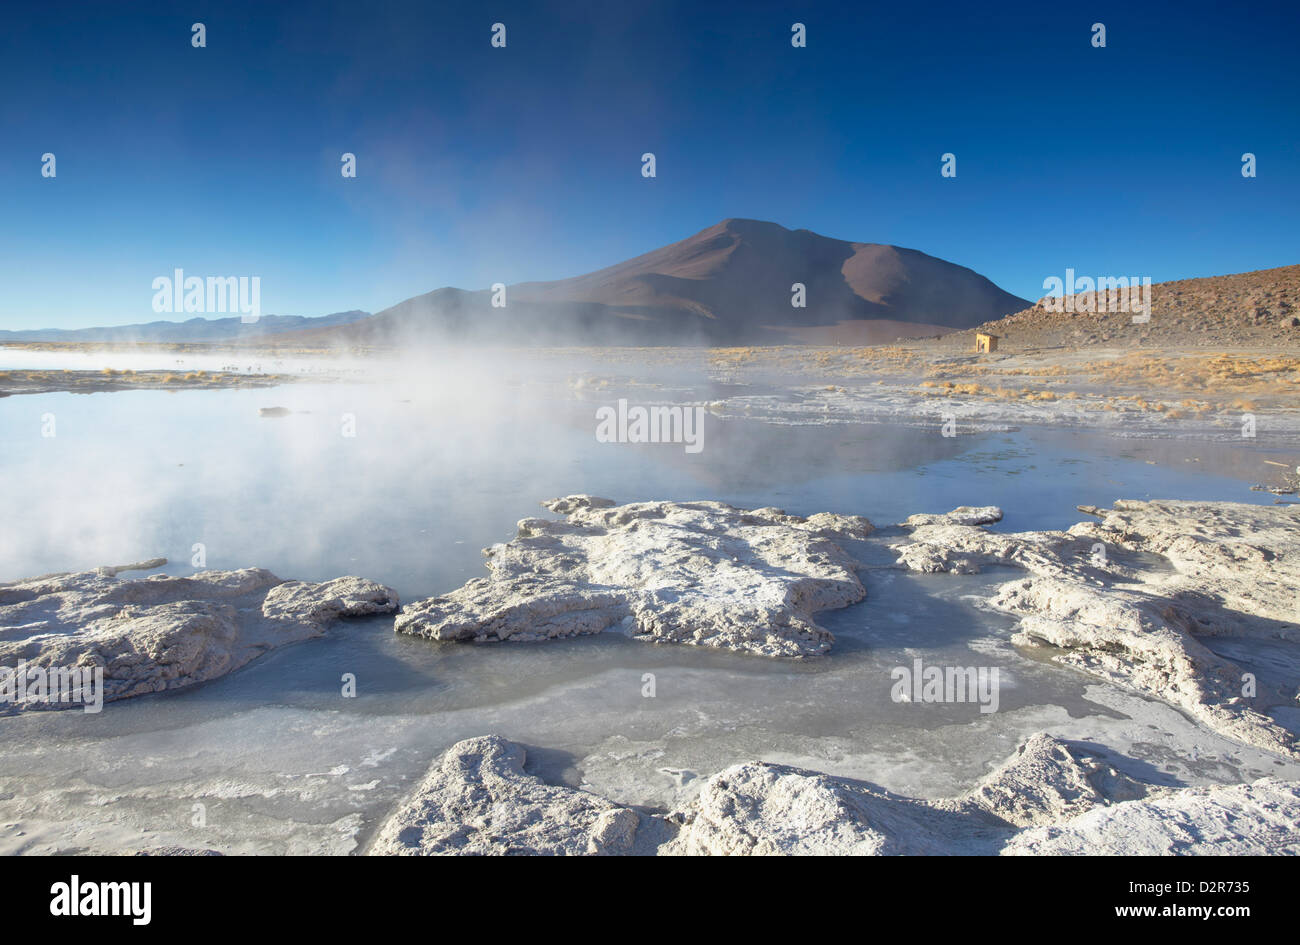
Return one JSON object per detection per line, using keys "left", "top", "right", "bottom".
{"left": 395, "top": 495, "right": 1298, "bottom": 759}
{"left": 368, "top": 732, "right": 1300, "bottom": 855}
{"left": 3, "top": 495, "right": 1297, "bottom": 854}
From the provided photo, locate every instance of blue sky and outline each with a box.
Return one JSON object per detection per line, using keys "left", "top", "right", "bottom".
{"left": 2, "top": 0, "right": 1297, "bottom": 328}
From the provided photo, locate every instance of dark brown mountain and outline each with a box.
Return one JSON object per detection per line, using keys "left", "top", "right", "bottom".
{"left": 292, "top": 218, "right": 1030, "bottom": 346}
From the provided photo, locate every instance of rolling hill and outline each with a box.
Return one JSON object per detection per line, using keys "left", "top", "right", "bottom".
{"left": 289, "top": 219, "right": 1030, "bottom": 346}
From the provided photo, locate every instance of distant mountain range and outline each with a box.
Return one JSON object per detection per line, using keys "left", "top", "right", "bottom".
{"left": 2, "top": 219, "right": 1032, "bottom": 346}
{"left": 0, "top": 311, "right": 370, "bottom": 344}
{"left": 288, "top": 219, "right": 1030, "bottom": 346}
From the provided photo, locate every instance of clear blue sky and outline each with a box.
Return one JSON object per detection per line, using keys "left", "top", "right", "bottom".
{"left": 2, "top": 0, "right": 1297, "bottom": 328}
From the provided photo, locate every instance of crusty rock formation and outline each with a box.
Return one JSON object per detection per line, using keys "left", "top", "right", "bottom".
{"left": 369, "top": 735, "right": 654, "bottom": 855}
{"left": 890, "top": 500, "right": 1300, "bottom": 758}
{"left": 395, "top": 496, "right": 874, "bottom": 658}
{"left": 393, "top": 495, "right": 1298, "bottom": 751}
{"left": 371, "top": 733, "right": 1299, "bottom": 855}
{"left": 902, "top": 506, "right": 1004, "bottom": 528}
{"left": 956, "top": 731, "right": 1152, "bottom": 827}
{"left": 1001, "top": 779, "right": 1300, "bottom": 855}
{"left": 0, "top": 560, "right": 398, "bottom": 708}
{"left": 663, "top": 732, "right": 1153, "bottom": 855}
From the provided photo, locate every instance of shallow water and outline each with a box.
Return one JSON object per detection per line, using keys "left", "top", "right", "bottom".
{"left": 0, "top": 346, "right": 351, "bottom": 376}
{"left": 1, "top": 379, "right": 1286, "bottom": 594}
{"left": 0, "top": 373, "right": 1296, "bottom": 854}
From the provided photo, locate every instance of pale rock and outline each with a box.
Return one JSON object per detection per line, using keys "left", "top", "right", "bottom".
{"left": 957, "top": 731, "right": 1152, "bottom": 827}
{"left": 0, "top": 561, "right": 398, "bottom": 708}
{"left": 373, "top": 732, "right": 1297, "bottom": 856}
{"left": 368, "top": 735, "right": 652, "bottom": 855}
{"left": 1003, "top": 779, "right": 1300, "bottom": 855}
{"left": 902, "top": 506, "right": 1004, "bottom": 528}
{"left": 395, "top": 497, "right": 873, "bottom": 658}
{"left": 890, "top": 500, "right": 1300, "bottom": 757}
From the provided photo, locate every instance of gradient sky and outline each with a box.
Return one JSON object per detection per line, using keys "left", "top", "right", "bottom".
{"left": 2, "top": 0, "right": 1297, "bottom": 329}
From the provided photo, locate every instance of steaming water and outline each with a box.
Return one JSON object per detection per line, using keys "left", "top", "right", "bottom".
{"left": 0, "top": 371, "right": 1296, "bottom": 853}
{"left": 0, "top": 347, "right": 351, "bottom": 377}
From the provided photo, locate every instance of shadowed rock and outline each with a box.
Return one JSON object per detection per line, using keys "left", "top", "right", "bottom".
{"left": 369, "top": 735, "right": 655, "bottom": 856}
{"left": 0, "top": 561, "right": 398, "bottom": 709}
{"left": 664, "top": 732, "right": 1153, "bottom": 855}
